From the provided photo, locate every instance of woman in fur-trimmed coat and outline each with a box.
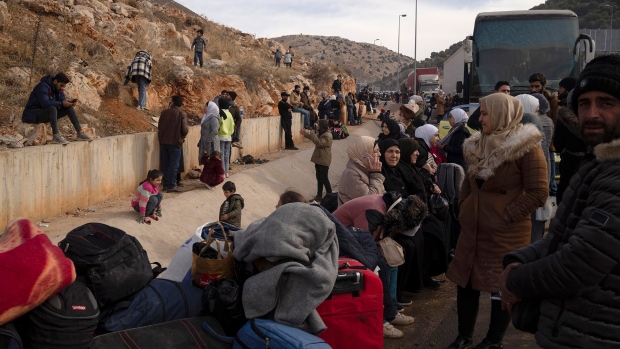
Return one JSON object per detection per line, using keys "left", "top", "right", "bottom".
{"left": 445, "top": 93, "right": 548, "bottom": 349}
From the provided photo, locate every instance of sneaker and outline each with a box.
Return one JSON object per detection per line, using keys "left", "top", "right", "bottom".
{"left": 285, "top": 146, "right": 299, "bottom": 150}
{"left": 383, "top": 322, "right": 403, "bottom": 339}
{"left": 52, "top": 134, "right": 70, "bottom": 145}
{"left": 232, "top": 142, "right": 243, "bottom": 149}
{"left": 142, "top": 106, "right": 150, "bottom": 111}
{"left": 424, "top": 276, "right": 441, "bottom": 290}
{"left": 396, "top": 303, "right": 404, "bottom": 312}
{"left": 225, "top": 173, "right": 229, "bottom": 178}
{"left": 390, "top": 312, "right": 415, "bottom": 326}
{"left": 472, "top": 338, "right": 503, "bottom": 349}
{"left": 136, "top": 106, "right": 143, "bottom": 110}
{"left": 447, "top": 334, "right": 473, "bottom": 349}
{"left": 77, "top": 132, "right": 93, "bottom": 141}
{"left": 397, "top": 296, "right": 412, "bottom": 306}
{"left": 204, "top": 183, "right": 213, "bottom": 190}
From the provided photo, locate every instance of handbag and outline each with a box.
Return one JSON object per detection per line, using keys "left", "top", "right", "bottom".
{"left": 376, "top": 235, "right": 405, "bottom": 267}
{"left": 535, "top": 196, "right": 557, "bottom": 221}
{"left": 192, "top": 222, "right": 235, "bottom": 288}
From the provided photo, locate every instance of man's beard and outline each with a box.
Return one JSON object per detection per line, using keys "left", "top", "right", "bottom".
{"left": 581, "top": 118, "right": 620, "bottom": 146}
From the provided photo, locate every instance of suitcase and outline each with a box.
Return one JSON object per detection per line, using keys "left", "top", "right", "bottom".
{"left": 316, "top": 258, "right": 383, "bottom": 349}
{"left": 91, "top": 317, "right": 232, "bottom": 349}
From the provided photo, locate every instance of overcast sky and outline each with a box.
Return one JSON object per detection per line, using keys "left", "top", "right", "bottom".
{"left": 176, "top": 0, "right": 545, "bottom": 60}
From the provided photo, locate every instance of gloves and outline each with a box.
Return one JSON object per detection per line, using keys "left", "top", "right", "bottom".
{"left": 155, "top": 209, "right": 162, "bottom": 217}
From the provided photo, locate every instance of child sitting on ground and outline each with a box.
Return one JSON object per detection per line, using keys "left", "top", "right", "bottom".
{"left": 200, "top": 150, "right": 225, "bottom": 189}
{"left": 131, "top": 169, "right": 163, "bottom": 224}
{"left": 219, "top": 181, "right": 244, "bottom": 228}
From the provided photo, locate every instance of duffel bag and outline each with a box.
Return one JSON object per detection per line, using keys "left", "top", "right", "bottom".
{"left": 99, "top": 278, "right": 203, "bottom": 332}
{"left": 0, "top": 218, "right": 75, "bottom": 326}
{"left": 59, "top": 223, "right": 153, "bottom": 308}
{"left": 92, "top": 316, "right": 232, "bottom": 349}
{"left": 234, "top": 319, "right": 331, "bottom": 349}
{"left": 17, "top": 281, "right": 99, "bottom": 349}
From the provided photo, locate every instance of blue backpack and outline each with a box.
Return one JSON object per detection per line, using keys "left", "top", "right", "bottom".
{"left": 203, "top": 318, "right": 331, "bottom": 349}
{"left": 99, "top": 278, "right": 204, "bottom": 332}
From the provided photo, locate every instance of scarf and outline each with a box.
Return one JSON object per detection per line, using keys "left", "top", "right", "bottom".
{"left": 378, "top": 119, "right": 402, "bottom": 142}
{"left": 397, "top": 138, "right": 428, "bottom": 200}
{"left": 201, "top": 101, "right": 219, "bottom": 124}
{"left": 440, "top": 108, "right": 468, "bottom": 146}
{"left": 347, "top": 136, "right": 377, "bottom": 168}
{"left": 515, "top": 94, "right": 539, "bottom": 114}
{"left": 379, "top": 139, "right": 404, "bottom": 195}
{"left": 470, "top": 93, "right": 524, "bottom": 178}
{"left": 415, "top": 124, "right": 438, "bottom": 148}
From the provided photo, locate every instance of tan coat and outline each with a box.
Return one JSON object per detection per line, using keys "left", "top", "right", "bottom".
{"left": 435, "top": 95, "right": 446, "bottom": 116}
{"left": 338, "top": 160, "right": 385, "bottom": 206}
{"left": 303, "top": 130, "right": 332, "bottom": 167}
{"left": 446, "top": 124, "right": 548, "bottom": 292}
{"left": 290, "top": 91, "right": 302, "bottom": 108}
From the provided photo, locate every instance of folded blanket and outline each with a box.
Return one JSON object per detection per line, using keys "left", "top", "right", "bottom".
{"left": 233, "top": 203, "right": 339, "bottom": 334}
{"left": 0, "top": 218, "right": 76, "bottom": 326}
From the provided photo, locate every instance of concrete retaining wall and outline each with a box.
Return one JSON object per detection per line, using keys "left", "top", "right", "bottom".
{"left": 0, "top": 114, "right": 304, "bottom": 229}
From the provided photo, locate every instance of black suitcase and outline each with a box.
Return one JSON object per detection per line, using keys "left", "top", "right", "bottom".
{"left": 91, "top": 317, "right": 232, "bottom": 349}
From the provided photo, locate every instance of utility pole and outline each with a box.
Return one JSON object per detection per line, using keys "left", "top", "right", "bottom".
{"left": 397, "top": 14, "right": 407, "bottom": 93}
{"left": 372, "top": 39, "right": 379, "bottom": 91}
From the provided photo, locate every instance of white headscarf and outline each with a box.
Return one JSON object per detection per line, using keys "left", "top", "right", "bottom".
{"left": 201, "top": 101, "right": 220, "bottom": 124}
{"left": 415, "top": 124, "right": 438, "bottom": 147}
{"left": 515, "top": 94, "right": 539, "bottom": 115}
{"left": 449, "top": 108, "right": 468, "bottom": 124}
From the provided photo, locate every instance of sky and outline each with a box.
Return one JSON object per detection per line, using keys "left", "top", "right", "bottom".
{"left": 175, "top": 0, "right": 545, "bottom": 61}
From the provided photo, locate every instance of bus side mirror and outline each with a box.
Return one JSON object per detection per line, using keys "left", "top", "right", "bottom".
{"left": 463, "top": 39, "right": 473, "bottom": 63}
{"left": 457, "top": 81, "right": 463, "bottom": 93}
{"left": 579, "top": 34, "right": 595, "bottom": 64}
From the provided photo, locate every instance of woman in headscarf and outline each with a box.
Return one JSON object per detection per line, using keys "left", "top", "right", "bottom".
{"left": 198, "top": 101, "right": 220, "bottom": 162}
{"left": 445, "top": 93, "right": 548, "bottom": 349}
{"left": 437, "top": 108, "right": 471, "bottom": 169}
{"left": 515, "top": 94, "right": 543, "bottom": 132}
{"left": 378, "top": 118, "right": 406, "bottom": 142}
{"left": 217, "top": 98, "right": 235, "bottom": 177}
{"left": 337, "top": 136, "right": 384, "bottom": 205}
{"left": 301, "top": 120, "right": 333, "bottom": 202}
{"left": 415, "top": 124, "right": 444, "bottom": 169}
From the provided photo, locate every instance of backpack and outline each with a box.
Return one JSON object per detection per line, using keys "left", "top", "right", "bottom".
{"left": 202, "top": 318, "right": 331, "bottom": 349}
{"left": 17, "top": 281, "right": 99, "bottom": 349}
{"left": 58, "top": 223, "right": 154, "bottom": 308}
{"left": 98, "top": 278, "right": 204, "bottom": 333}
{"left": 436, "top": 163, "right": 465, "bottom": 204}
{"left": 202, "top": 278, "right": 246, "bottom": 336}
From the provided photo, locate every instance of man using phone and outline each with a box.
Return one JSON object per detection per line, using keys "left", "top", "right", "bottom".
{"left": 22, "top": 72, "right": 93, "bottom": 144}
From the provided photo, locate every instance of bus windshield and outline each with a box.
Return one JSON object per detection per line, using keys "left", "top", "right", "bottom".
{"left": 471, "top": 17, "right": 579, "bottom": 96}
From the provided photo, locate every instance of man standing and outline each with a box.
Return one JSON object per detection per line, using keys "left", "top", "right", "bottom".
{"left": 500, "top": 55, "right": 620, "bottom": 348}
{"left": 158, "top": 95, "right": 188, "bottom": 192}
{"left": 331, "top": 75, "right": 343, "bottom": 95}
{"left": 278, "top": 92, "right": 297, "bottom": 150}
{"left": 124, "top": 50, "right": 152, "bottom": 110}
{"left": 22, "top": 73, "right": 93, "bottom": 144}
{"left": 191, "top": 29, "right": 208, "bottom": 68}
{"left": 529, "top": 73, "right": 547, "bottom": 94}
{"left": 227, "top": 91, "right": 243, "bottom": 149}
{"left": 290, "top": 85, "right": 311, "bottom": 129}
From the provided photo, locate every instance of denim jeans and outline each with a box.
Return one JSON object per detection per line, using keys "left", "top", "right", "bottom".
{"left": 34, "top": 106, "right": 82, "bottom": 135}
{"left": 220, "top": 140, "right": 232, "bottom": 174}
{"left": 160, "top": 144, "right": 182, "bottom": 189}
{"left": 194, "top": 50, "right": 203, "bottom": 67}
{"left": 133, "top": 192, "right": 163, "bottom": 216}
{"left": 378, "top": 259, "right": 398, "bottom": 322}
{"left": 136, "top": 75, "right": 148, "bottom": 108}
{"left": 293, "top": 108, "right": 310, "bottom": 127}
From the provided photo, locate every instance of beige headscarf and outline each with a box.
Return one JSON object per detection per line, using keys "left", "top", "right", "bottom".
{"left": 347, "top": 136, "right": 376, "bottom": 167}
{"left": 471, "top": 93, "right": 524, "bottom": 176}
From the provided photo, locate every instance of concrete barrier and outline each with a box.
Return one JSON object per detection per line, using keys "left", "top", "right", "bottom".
{"left": 0, "top": 113, "right": 304, "bottom": 229}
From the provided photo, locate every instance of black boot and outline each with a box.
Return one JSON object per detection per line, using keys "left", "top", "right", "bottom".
{"left": 472, "top": 338, "right": 503, "bottom": 349}
{"left": 447, "top": 334, "right": 473, "bottom": 349}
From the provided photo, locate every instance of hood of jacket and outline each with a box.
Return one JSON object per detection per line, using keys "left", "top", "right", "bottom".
{"left": 594, "top": 138, "right": 620, "bottom": 162}
{"left": 463, "top": 124, "right": 542, "bottom": 180}
{"left": 228, "top": 193, "right": 245, "bottom": 209}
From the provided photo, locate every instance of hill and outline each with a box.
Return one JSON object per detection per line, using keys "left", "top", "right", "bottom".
{"left": 532, "top": 0, "right": 619, "bottom": 28}
{"left": 0, "top": 0, "right": 354, "bottom": 148}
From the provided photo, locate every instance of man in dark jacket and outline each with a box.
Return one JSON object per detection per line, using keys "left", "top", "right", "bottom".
{"left": 22, "top": 73, "right": 93, "bottom": 144}
{"left": 278, "top": 92, "right": 297, "bottom": 150}
{"left": 331, "top": 75, "right": 342, "bottom": 94}
{"left": 158, "top": 95, "right": 189, "bottom": 192}
{"left": 500, "top": 55, "right": 620, "bottom": 349}
{"left": 227, "top": 91, "right": 243, "bottom": 149}
{"left": 317, "top": 92, "right": 332, "bottom": 120}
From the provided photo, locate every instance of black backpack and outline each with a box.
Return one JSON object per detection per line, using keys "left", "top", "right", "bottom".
{"left": 202, "top": 278, "right": 246, "bottom": 336}
{"left": 320, "top": 192, "right": 339, "bottom": 213}
{"left": 17, "top": 281, "right": 99, "bottom": 349}
{"left": 58, "top": 223, "right": 153, "bottom": 308}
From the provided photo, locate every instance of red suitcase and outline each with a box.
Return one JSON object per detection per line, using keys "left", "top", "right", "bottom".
{"left": 317, "top": 257, "right": 384, "bottom": 349}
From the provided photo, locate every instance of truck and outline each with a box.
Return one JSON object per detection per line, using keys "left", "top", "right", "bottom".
{"left": 454, "top": 10, "right": 595, "bottom": 103}
{"left": 406, "top": 67, "right": 440, "bottom": 94}
{"left": 443, "top": 46, "right": 465, "bottom": 98}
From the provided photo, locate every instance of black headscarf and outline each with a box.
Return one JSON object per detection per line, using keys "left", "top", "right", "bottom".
{"left": 218, "top": 98, "right": 229, "bottom": 119}
{"left": 398, "top": 138, "right": 430, "bottom": 201}
{"left": 378, "top": 139, "right": 406, "bottom": 196}
{"left": 378, "top": 119, "right": 402, "bottom": 142}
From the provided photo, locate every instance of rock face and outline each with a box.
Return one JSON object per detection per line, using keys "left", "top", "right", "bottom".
{"left": 169, "top": 65, "right": 194, "bottom": 85}
{"left": 0, "top": 1, "right": 10, "bottom": 28}
{"left": 64, "top": 70, "right": 104, "bottom": 111}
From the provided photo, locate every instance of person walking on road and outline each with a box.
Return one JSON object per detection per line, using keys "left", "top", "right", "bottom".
{"left": 301, "top": 119, "right": 333, "bottom": 202}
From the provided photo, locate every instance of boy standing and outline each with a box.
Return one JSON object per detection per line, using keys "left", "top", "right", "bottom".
{"left": 219, "top": 181, "right": 244, "bottom": 228}
{"left": 191, "top": 29, "right": 208, "bottom": 68}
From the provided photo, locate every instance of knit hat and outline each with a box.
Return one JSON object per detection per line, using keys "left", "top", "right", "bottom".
{"left": 531, "top": 93, "right": 550, "bottom": 114}
{"left": 571, "top": 55, "right": 620, "bottom": 112}
{"left": 559, "top": 76, "right": 577, "bottom": 91}
{"left": 228, "top": 91, "right": 238, "bottom": 101}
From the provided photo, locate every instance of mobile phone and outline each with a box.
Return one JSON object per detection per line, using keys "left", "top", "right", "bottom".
{"left": 360, "top": 152, "right": 374, "bottom": 164}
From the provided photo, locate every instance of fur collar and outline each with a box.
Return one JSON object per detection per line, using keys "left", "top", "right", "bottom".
{"left": 594, "top": 138, "right": 620, "bottom": 162}
{"left": 463, "top": 124, "right": 543, "bottom": 180}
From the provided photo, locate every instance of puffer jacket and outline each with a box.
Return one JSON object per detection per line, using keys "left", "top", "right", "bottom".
{"left": 504, "top": 138, "right": 620, "bottom": 349}
{"left": 303, "top": 130, "right": 332, "bottom": 167}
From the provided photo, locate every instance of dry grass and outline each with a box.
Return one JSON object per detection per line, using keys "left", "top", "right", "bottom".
{"left": 306, "top": 61, "right": 333, "bottom": 90}
{"left": 232, "top": 57, "right": 264, "bottom": 93}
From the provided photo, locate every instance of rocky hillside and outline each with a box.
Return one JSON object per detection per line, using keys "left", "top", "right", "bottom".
{"left": 272, "top": 35, "right": 415, "bottom": 90}
{"left": 0, "top": 0, "right": 354, "bottom": 149}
